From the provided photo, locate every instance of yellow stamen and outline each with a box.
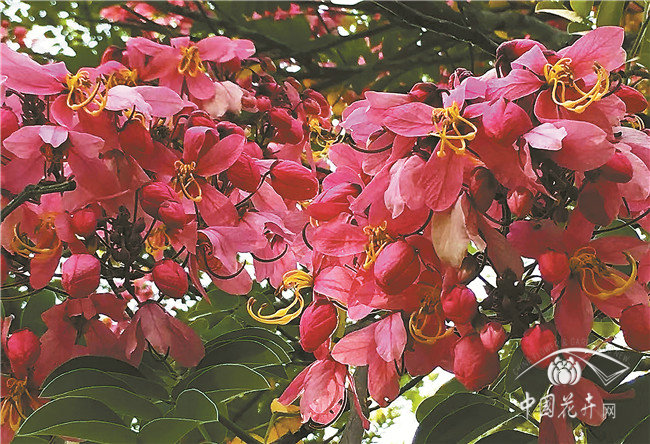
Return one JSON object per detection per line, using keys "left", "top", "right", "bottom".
{"left": 178, "top": 45, "right": 205, "bottom": 77}
{"left": 569, "top": 247, "right": 637, "bottom": 300}
{"left": 430, "top": 104, "right": 477, "bottom": 157}
{"left": 145, "top": 226, "right": 171, "bottom": 256}
{"left": 309, "top": 118, "right": 345, "bottom": 154}
{"left": 246, "top": 270, "right": 312, "bottom": 325}
{"left": 409, "top": 283, "right": 454, "bottom": 344}
{"left": 171, "top": 160, "right": 202, "bottom": 202}
{"left": 543, "top": 58, "right": 610, "bottom": 114}
{"left": 0, "top": 378, "right": 37, "bottom": 431}
{"left": 11, "top": 222, "right": 61, "bottom": 259}
{"left": 362, "top": 222, "right": 392, "bottom": 270}
{"left": 104, "top": 68, "right": 138, "bottom": 90}
{"left": 65, "top": 70, "right": 107, "bottom": 116}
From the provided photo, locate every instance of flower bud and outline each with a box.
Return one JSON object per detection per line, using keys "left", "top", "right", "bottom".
{"left": 227, "top": 152, "right": 261, "bottom": 193}
{"left": 157, "top": 200, "right": 187, "bottom": 230}
{"left": 70, "top": 207, "right": 99, "bottom": 237}
{"left": 256, "top": 96, "right": 272, "bottom": 112}
{"left": 480, "top": 322, "right": 507, "bottom": 353}
{"left": 521, "top": 324, "right": 558, "bottom": 368}
{"left": 119, "top": 120, "right": 154, "bottom": 160}
{"left": 442, "top": 285, "right": 478, "bottom": 325}
{"left": 299, "top": 298, "right": 338, "bottom": 352}
{"left": 599, "top": 152, "right": 633, "bottom": 183}
{"left": 409, "top": 82, "right": 445, "bottom": 107}
{"left": 62, "top": 254, "right": 100, "bottom": 298}
{"left": 101, "top": 45, "right": 126, "bottom": 65}
{"left": 458, "top": 255, "right": 480, "bottom": 284}
{"left": 1, "top": 107, "right": 19, "bottom": 141}
{"left": 374, "top": 240, "right": 420, "bottom": 295}
{"left": 469, "top": 167, "right": 497, "bottom": 212}
{"left": 152, "top": 259, "right": 188, "bottom": 299}
{"left": 6, "top": 329, "right": 40, "bottom": 379}
{"left": 615, "top": 84, "right": 648, "bottom": 114}
{"left": 270, "top": 161, "right": 319, "bottom": 201}
{"left": 538, "top": 250, "right": 570, "bottom": 284}
{"left": 140, "top": 182, "right": 179, "bottom": 217}
{"left": 302, "top": 98, "right": 322, "bottom": 116}
{"left": 453, "top": 334, "right": 500, "bottom": 391}
{"left": 507, "top": 187, "right": 534, "bottom": 218}
{"left": 620, "top": 304, "right": 650, "bottom": 351}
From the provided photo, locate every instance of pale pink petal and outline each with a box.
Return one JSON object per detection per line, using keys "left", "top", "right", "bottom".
{"left": 374, "top": 313, "right": 407, "bottom": 362}
{"left": 523, "top": 123, "right": 567, "bottom": 151}
{"left": 383, "top": 102, "right": 435, "bottom": 137}
{"left": 550, "top": 120, "right": 615, "bottom": 171}
{"left": 331, "top": 323, "right": 377, "bottom": 366}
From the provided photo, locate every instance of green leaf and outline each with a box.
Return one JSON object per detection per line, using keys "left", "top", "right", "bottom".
{"left": 477, "top": 430, "right": 538, "bottom": 443}
{"left": 20, "top": 290, "right": 55, "bottom": 336}
{"left": 177, "top": 364, "right": 270, "bottom": 401}
{"left": 170, "top": 389, "right": 219, "bottom": 422}
{"left": 207, "top": 327, "right": 293, "bottom": 353}
{"left": 41, "top": 356, "right": 142, "bottom": 387}
{"left": 596, "top": 1, "right": 624, "bottom": 27}
{"left": 138, "top": 418, "right": 200, "bottom": 444}
{"left": 416, "top": 378, "right": 468, "bottom": 422}
{"left": 569, "top": 1, "right": 594, "bottom": 18}
{"left": 17, "top": 396, "right": 135, "bottom": 444}
{"left": 202, "top": 338, "right": 286, "bottom": 367}
{"left": 536, "top": 1, "right": 584, "bottom": 22}
{"left": 10, "top": 437, "right": 50, "bottom": 444}
{"left": 413, "top": 393, "right": 513, "bottom": 444}
{"left": 52, "top": 386, "right": 161, "bottom": 422}
{"left": 40, "top": 369, "right": 132, "bottom": 398}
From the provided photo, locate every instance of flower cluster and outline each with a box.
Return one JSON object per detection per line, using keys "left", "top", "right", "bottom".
{"left": 0, "top": 24, "right": 648, "bottom": 444}
{"left": 274, "top": 27, "right": 650, "bottom": 437}
{"left": 0, "top": 31, "right": 329, "bottom": 440}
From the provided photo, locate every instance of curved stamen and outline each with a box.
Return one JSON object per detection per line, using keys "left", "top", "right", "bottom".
{"left": 362, "top": 222, "right": 392, "bottom": 270}
{"left": 172, "top": 160, "right": 202, "bottom": 202}
{"left": 12, "top": 224, "right": 61, "bottom": 258}
{"left": 246, "top": 269, "right": 312, "bottom": 325}
{"left": 544, "top": 58, "right": 610, "bottom": 114}
{"left": 178, "top": 45, "right": 205, "bottom": 77}
{"left": 430, "top": 104, "right": 477, "bottom": 157}
{"left": 569, "top": 247, "right": 637, "bottom": 300}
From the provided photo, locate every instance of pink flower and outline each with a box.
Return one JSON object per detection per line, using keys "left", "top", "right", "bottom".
{"left": 331, "top": 313, "right": 406, "bottom": 406}
{"left": 126, "top": 36, "right": 254, "bottom": 100}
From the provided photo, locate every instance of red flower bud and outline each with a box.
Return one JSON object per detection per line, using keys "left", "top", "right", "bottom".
{"left": 119, "top": 120, "right": 154, "bottom": 160}
{"left": 257, "top": 96, "right": 272, "bottom": 112}
{"left": 1, "top": 107, "right": 19, "bottom": 141}
{"left": 599, "top": 152, "right": 633, "bottom": 183}
{"left": 70, "top": 207, "right": 99, "bottom": 237}
{"left": 101, "top": 45, "right": 126, "bottom": 65}
{"left": 6, "top": 329, "right": 40, "bottom": 379}
{"left": 620, "top": 304, "right": 650, "bottom": 351}
{"left": 158, "top": 200, "right": 187, "bottom": 230}
{"left": 615, "top": 84, "right": 648, "bottom": 114}
{"left": 538, "top": 250, "right": 570, "bottom": 284}
{"left": 374, "top": 240, "right": 420, "bottom": 295}
{"left": 302, "top": 98, "right": 322, "bottom": 116}
{"left": 227, "top": 152, "right": 261, "bottom": 193}
{"left": 521, "top": 324, "right": 558, "bottom": 368}
{"left": 299, "top": 298, "right": 338, "bottom": 352}
{"left": 270, "top": 161, "right": 319, "bottom": 201}
{"left": 269, "top": 109, "right": 303, "bottom": 144}
{"left": 507, "top": 187, "right": 534, "bottom": 218}
{"left": 62, "top": 254, "right": 100, "bottom": 298}
{"left": 442, "top": 285, "right": 478, "bottom": 325}
{"left": 409, "top": 82, "right": 445, "bottom": 107}
{"left": 480, "top": 322, "right": 507, "bottom": 353}
{"left": 453, "top": 334, "right": 500, "bottom": 391}
{"left": 140, "top": 182, "right": 179, "bottom": 217}
{"left": 469, "top": 167, "right": 497, "bottom": 212}
{"left": 152, "top": 259, "right": 188, "bottom": 299}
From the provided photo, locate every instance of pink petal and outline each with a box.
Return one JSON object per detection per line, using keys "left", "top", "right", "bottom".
{"left": 0, "top": 44, "right": 65, "bottom": 95}
{"left": 331, "top": 323, "right": 377, "bottom": 366}
{"left": 422, "top": 149, "right": 465, "bottom": 211}
{"left": 555, "top": 280, "right": 592, "bottom": 348}
{"left": 133, "top": 86, "right": 186, "bottom": 116}
{"left": 196, "top": 134, "right": 245, "bottom": 177}
{"left": 523, "top": 123, "right": 567, "bottom": 151}
{"left": 485, "top": 69, "right": 542, "bottom": 100}
{"left": 558, "top": 27, "right": 625, "bottom": 78}
{"left": 2, "top": 126, "right": 44, "bottom": 158}
{"left": 550, "top": 120, "right": 615, "bottom": 172}
{"left": 374, "top": 313, "right": 406, "bottom": 362}
{"left": 367, "top": 353, "right": 399, "bottom": 407}
{"left": 383, "top": 102, "right": 436, "bottom": 137}
{"left": 311, "top": 221, "right": 367, "bottom": 257}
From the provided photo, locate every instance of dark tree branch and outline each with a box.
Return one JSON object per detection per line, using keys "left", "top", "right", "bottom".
{"left": 1, "top": 180, "right": 76, "bottom": 221}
